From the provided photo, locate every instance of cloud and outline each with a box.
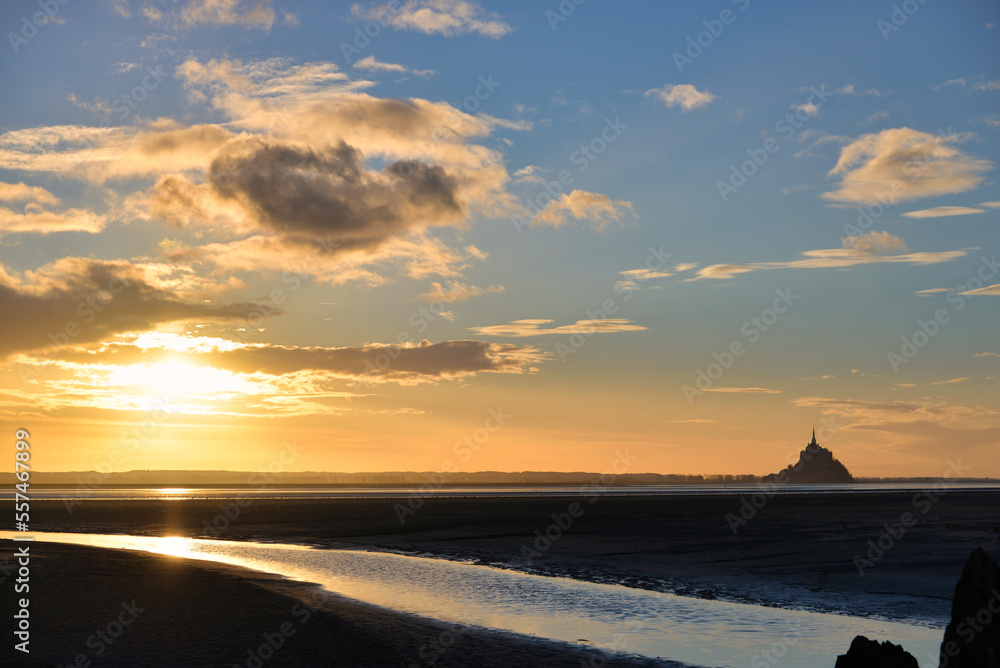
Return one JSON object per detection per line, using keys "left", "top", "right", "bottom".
{"left": 353, "top": 55, "right": 433, "bottom": 77}
{"left": 791, "top": 395, "right": 999, "bottom": 456}
{"left": 981, "top": 201, "right": 1000, "bottom": 208}
{"left": 0, "top": 258, "right": 262, "bottom": 359}
{"left": 3, "top": 55, "right": 624, "bottom": 291}
{"left": 837, "top": 85, "right": 882, "bottom": 96}
{"left": 688, "top": 231, "right": 963, "bottom": 281}
{"left": 860, "top": 111, "right": 890, "bottom": 125}
{"left": 960, "top": 284, "right": 1000, "bottom": 296}
{"left": 791, "top": 102, "right": 820, "bottom": 117}
{"left": 902, "top": 206, "right": 985, "bottom": 218}
{"left": 109, "top": 0, "right": 131, "bottom": 18}
{"left": 419, "top": 280, "right": 503, "bottom": 303}
{"left": 792, "top": 396, "right": 993, "bottom": 422}
{"left": 167, "top": 233, "right": 484, "bottom": 288}
{"left": 645, "top": 84, "right": 716, "bottom": 111}
{"left": 0, "top": 182, "right": 98, "bottom": 238}
{"left": 153, "top": 136, "right": 463, "bottom": 253}
{"left": 823, "top": 128, "right": 993, "bottom": 206}
{"left": 932, "top": 377, "right": 969, "bottom": 385}
{"left": 841, "top": 229, "right": 907, "bottom": 254}
{"left": 689, "top": 264, "right": 756, "bottom": 281}
{"left": 937, "top": 75, "right": 1000, "bottom": 91}
{"left": 0, "top": 208, "right": 107, "bottom": 236}
{"left": 704, "top": 387, "right": 782, "bottom": 394}
{"left": 469, "top": 318, "right": 646, "bottom": 337}
{"left": 47, "top": 336, "right": 541, "bottom": 383}
{"left": 614, "top": 267, "right": 673, "bottom": 292}
{"left": 512, "top": 165, "right": 546, "bottom": 184}
{"left": 0, "top": 123, "right": 236, "bottom": 183}
{"left": 358, "top": 0, "right": 512, "bottom": 38}
{"left": 141, "top": 0, "right": 275, "bottom": 30}
{"left": 529, "top": 190, "right": 634, "bottom": 230}
{"left": 0, "top": 182, "right": 59, "bottom": 205}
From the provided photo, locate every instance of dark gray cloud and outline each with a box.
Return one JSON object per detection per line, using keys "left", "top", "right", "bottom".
{"left": 50, "top": 339, "right": 539, "bottom": 381}
{"left": 157, "top": 136, "right": 464, "bottom": 252}
{"left": 0, "top": 258, "right": 263, "bottom": 358}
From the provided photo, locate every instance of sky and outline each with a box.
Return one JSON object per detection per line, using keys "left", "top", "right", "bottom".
{"left": 0, "top": 0, "right": 998, "bottom": 478}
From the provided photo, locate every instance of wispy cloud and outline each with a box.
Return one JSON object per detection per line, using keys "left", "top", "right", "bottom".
{"left": 527, "top": 190, "right": 634, "bottom": 231}
{"left": 353, "top": 55, "right": 433, "bottom": 77}
{"left": 932, "top": 377, "right": 969, "bottom": 385}
{"left": 419, "top": 281, "right": 504, "bottom": 303}
{"left": 823, "top": 128, "right": 992, "bottom": 206}
{"left": 356, "top": 0, "right": 512, "bottom": 38}
{"left": 140, "top": 0, "right": 276, "bottom": 31}
{"left": 960, "top": 284, "right": 1000, "bottom": 296}
{"left": 704, "top": 387, "right": 782, "bottom": 394}
{"left": 469, "top": 318, "right": 646, "bottom": 337}
{"left": 901, "top": 206, "right": 985, "bottom": 218}
{"left": 688, "top": 231, "right": 962, "bottom": 281}
{"left": 645, "top": 84, "right": 716, "bottom": 111}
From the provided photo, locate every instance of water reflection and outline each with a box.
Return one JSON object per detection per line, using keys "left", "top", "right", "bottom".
{"left": 2, "top": 531, "right": 942, "bottom": 667}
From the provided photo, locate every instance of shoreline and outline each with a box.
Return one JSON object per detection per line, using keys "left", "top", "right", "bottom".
{"left": 0, "top": 540, "right": 688, "bottom": 667}
{"left": 5, "top": 490, "right": 998, "bottom": 664}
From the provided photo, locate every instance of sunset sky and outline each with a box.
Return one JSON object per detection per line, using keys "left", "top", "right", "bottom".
{"left": 1, "top": 0, "right": 998, "bottom": 477}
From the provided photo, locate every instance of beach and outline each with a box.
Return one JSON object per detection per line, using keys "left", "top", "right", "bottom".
{"left": 3, "top": 489, "right": 999, "bottom": 665}
{"left": 0, "top": 540, "right": 679, "bottom": 667}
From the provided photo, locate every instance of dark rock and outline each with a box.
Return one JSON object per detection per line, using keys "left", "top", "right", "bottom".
{"left": 834, "top": 635, "right": 919, "bottom": 667}
{"left": 937, "top": 547, "right": 1000, "bottom": 667}
{"left": 761, "top": 430, "right": 855, "bottom": 484}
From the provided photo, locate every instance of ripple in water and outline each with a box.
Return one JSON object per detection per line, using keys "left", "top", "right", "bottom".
{"left": 3, "top": 532, "right": 942, "bottom": 667}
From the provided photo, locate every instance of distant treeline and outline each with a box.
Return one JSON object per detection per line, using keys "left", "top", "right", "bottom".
{"left": 2, "top": 470, "right": 995, "bottom": 487}
{"left": 8, "top": 470, "right": 764, "bottom": 486}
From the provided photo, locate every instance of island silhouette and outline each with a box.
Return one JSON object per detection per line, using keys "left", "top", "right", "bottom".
{"left": 760, "top": 429, "right": 855, "bottom": 484}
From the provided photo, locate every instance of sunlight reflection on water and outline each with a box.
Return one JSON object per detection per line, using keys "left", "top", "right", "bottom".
{"left": 2, "top": 531, "right": 942, "bottom": 667}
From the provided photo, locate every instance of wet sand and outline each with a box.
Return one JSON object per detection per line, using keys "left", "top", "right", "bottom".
{"left": 0, "top": 541, "right": 680, "bottom": 667}
{"left": 4, "top": 490, "right": 999, "bottom": 665}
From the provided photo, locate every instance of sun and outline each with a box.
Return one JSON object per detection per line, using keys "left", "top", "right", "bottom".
{"left": 107, "top": 361, "right": 254, "bottom": 397}
{"left": 158, "top": 536, "right": 193, "bottom": 558}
